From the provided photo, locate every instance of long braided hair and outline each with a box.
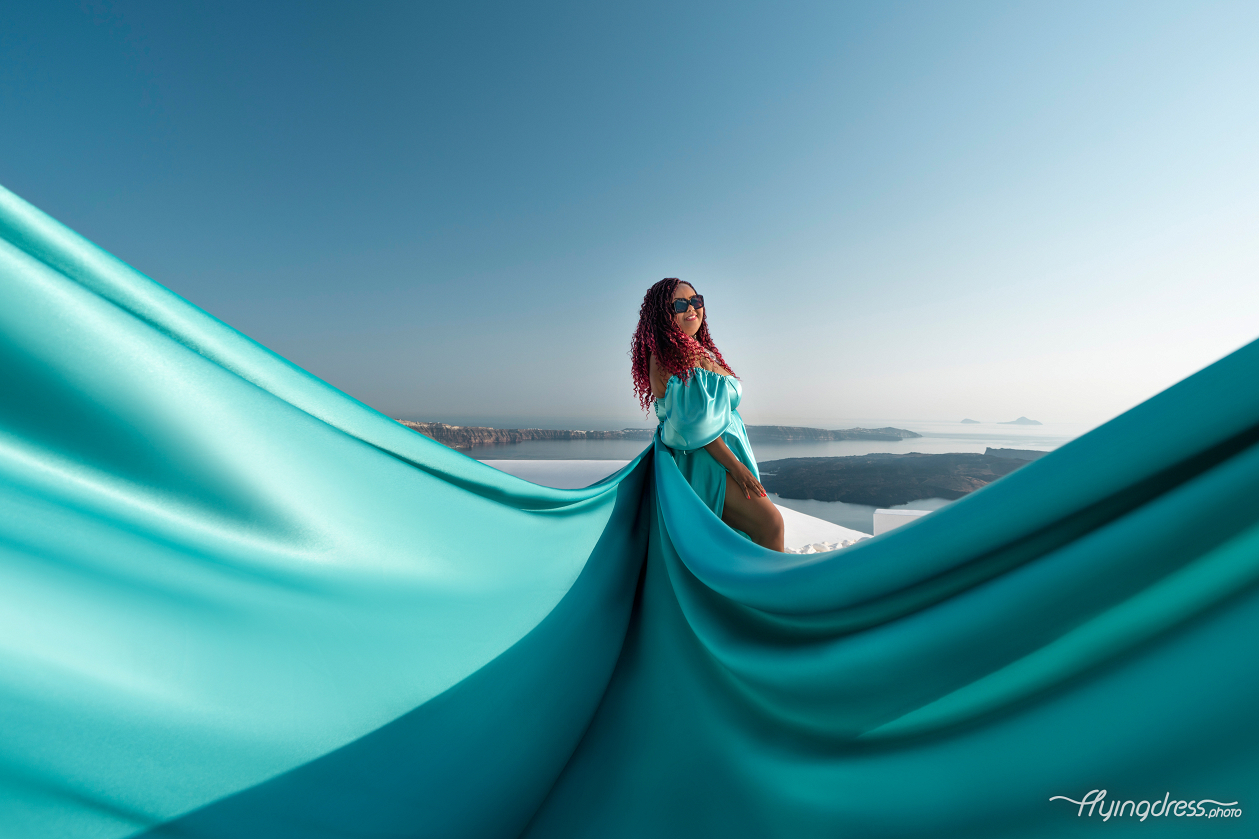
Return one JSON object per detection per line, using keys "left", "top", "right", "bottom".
{"left": 630, "top": 278, "right": 736, "bottom": 414}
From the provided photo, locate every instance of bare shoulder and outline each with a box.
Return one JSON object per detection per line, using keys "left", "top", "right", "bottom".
{"left": 648, "top": 353, "right": 670, "bottom": 399}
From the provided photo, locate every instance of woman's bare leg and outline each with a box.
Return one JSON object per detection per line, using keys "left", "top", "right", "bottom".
{"left": 721, "top": 480, "right": 785, "bottom": 551}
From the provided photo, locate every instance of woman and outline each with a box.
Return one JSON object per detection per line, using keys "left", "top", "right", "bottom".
{"left": 631, "top": 278, "right": 785, "bottom": 551}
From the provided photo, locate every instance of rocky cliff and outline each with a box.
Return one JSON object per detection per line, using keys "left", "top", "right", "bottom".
{"left": 758, "top": 452, "right": 1029, "bottom": 507}
{"left": 398, "top": 421, "right": 654, "bottom": 449}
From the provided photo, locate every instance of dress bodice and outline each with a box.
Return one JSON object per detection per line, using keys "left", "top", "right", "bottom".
{"left": 653, "top": 367, "right": 744, "bottom": 452}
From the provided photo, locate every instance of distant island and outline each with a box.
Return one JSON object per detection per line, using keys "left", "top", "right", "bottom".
{"left": 759, "top": 452, "right": 1038, "bottom": 507}
{"left": 399, "top": 421, "right": 920, "bottom": 450}
{"left": 999, "top": 416, "right": 1043, "bottom": 425}
{"left": 960, "top": 418, "right": 980, "bottom": 424}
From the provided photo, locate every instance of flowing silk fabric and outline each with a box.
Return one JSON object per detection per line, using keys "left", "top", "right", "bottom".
{"left": 1, "top": 182, "right": 1256, "bottom": 838}
{"left": 655, "top": 368, "right": 757, "bottom": 518}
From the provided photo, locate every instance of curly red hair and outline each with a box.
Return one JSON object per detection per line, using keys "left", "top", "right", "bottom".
{"left": 630, "top": 278, "right": 736, "bottom": 414}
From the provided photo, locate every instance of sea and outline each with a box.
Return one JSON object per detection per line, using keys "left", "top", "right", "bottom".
{"left": 464, "top": 418, "right": 1094, "bottom": 533}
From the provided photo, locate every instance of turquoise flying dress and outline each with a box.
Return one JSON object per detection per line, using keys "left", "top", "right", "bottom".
{"left": 654, "top": 366, "right": 758, "bottom": 520}
{"left": 1, "top": 181, "right": 1258, "bottom": 838}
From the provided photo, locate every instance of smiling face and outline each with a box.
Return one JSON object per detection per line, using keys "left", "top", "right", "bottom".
{"left": 672, "top": 283, "right": 703, "bottom": 338}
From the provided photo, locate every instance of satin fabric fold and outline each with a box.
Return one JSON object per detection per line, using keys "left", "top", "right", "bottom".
{"left": 1, "top": 182, "right": 1256, "bottom": 838}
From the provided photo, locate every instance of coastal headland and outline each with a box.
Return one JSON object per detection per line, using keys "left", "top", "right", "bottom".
{"left": 759, "top": 450, "right": 1045, "bottom": 508}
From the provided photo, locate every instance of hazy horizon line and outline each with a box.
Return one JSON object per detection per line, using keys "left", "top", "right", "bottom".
{"left": 394, "top": 413, "right": 1097, "bottom": 433}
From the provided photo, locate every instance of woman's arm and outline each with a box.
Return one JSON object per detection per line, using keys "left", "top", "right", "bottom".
{"left": 704, "top": 436, "right": 767, "bottom": 499}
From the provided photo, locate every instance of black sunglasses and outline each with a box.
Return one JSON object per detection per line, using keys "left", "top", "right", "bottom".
{"left": 671, "top": 295, "right": 704, "bottom": 314}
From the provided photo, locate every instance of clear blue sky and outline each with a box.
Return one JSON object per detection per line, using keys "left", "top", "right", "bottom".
{"left": 3, "top": 1, "right": 1256, "bottom": 428}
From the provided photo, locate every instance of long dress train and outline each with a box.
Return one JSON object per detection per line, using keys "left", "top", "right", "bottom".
{"left": 2, "top": 182, "right": 1258, "bottom": 838}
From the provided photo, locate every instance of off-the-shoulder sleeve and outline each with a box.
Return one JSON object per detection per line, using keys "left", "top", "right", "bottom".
{"left": 657, "top": 369, "right": 736, "bottom": 451}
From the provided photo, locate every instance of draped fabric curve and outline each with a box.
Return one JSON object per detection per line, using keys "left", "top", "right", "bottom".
{"left": 0, "top": 183, "right": 1256, "bottom": 838}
